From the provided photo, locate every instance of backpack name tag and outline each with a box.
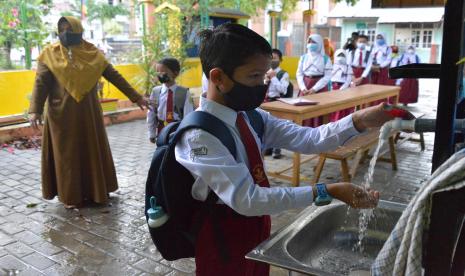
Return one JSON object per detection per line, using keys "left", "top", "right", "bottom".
{"left": 190, "top": 146, "right": 208, "bottom": 160}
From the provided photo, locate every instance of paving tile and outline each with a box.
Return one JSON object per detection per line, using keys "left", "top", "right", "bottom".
{"left": 0, "top": 254, "right": 29, "bottom": 272}
{"left": 22, "top": 252, "right": 56, "bottom": 270}
{"left": 29, "top": 241, "right": 63, "bottom": 256}
{"left": 133, "top": 258, "right": 172, "bottom": 274}
{"left": 4, "top": 242, "right": 35, "bottom": 258}
{"left": 13, "top": 231, "right": 42, "bottom": 245}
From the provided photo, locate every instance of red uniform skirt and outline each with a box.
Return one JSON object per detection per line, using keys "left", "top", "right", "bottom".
{"left": 298, "top": 76, "right": 329, "bottom": 127}
{"left": 330, "top": 82, "right": 354, "bottom": 122}
{"left": 398, "top": 79, "right": 419, "bottom": 104}
{"left": 370, "top": 67, "right": 390, "bottom": 105}
{"left": 352, "top": 67, "right": 369, "bottom": 85}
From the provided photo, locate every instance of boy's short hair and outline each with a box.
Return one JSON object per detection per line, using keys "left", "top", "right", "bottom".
{"left": 351, "top": 32, "right": 360, "bottom": 37}
{"left": 272, "top": 48, "right": 283, "bottom": 60}
{"left": 157, "top": 57, "right": 181, "bottom": 74}
{"left": 358, "top": 35, "right": 369, "bottom": 41}
{"left": 199, "top": 23, "right": 272, "bottom": 78}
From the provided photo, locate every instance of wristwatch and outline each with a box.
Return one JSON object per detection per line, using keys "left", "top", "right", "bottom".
{"left": 314, "top": 183, "right": 332, "bottom": 206}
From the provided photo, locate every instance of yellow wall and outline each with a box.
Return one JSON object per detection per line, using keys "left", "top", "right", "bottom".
{"left": 0, "top": 57, "right": 299, "bottom": 117}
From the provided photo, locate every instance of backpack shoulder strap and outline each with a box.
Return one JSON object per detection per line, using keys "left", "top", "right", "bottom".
{"left": 245, "top": 109, "right": 265, "bottom": 142}
{"left": 276, "top": 70, "right": 286, "bottom": 80}
{"left": 174, "top": 86, "right": 188, "bottom": 118}
{"left": 171, "top": 111, "right": 236, "bottom": 158}
{"left": 415, "top": 55, "right": 419, "bottom": 63}
{"left": 398, "top": 54, "right": 404, "bottom": 66}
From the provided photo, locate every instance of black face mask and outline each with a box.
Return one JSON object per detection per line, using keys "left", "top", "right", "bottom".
{"left": 59, "top": 31, "right": 82, "bottom": 47}
{"left": 219, "top": 77, "right": 268, "bottom": 111}
{"left": 270, "top": 60, "right": 280, "bottom": 69}
{"left": 157, "top": 74, "right": 170, "bottom": 84}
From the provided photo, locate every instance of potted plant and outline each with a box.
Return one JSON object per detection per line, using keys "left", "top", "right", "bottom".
{"left": 97, "top": 79, "right": 118, "bottom": 112}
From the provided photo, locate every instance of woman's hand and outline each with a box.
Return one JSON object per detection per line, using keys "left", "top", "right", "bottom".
{"left": 29, "top": 113, "right": 42, "bottom": 130}
{"left": 136, "top": 97, "right": 151, "bottom": 111}
{"left": 326, "top": 182, "right": 379, "bottom": 209}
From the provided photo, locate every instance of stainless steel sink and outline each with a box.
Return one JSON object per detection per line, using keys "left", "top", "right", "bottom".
{"left": 246, "top": 200, "right": 406, "bottom": 276}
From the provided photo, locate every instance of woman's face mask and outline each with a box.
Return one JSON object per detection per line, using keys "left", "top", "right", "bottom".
{"left": 270, "top": 60, "right": 280, "bottom": 69}
{"left": 376, "top": 38, "right": 385, "bottom": 46}
{"left": 218, "top": 75, "right": 268, "bottom": 111}
{"left": 59, "top": 31, "right": 82, "bottom": 47}
{"left": 407, "top": 49, "right": 415, "bottom": 55}
{"left": 307, "top": 43, "right": 319, "bottom": 53}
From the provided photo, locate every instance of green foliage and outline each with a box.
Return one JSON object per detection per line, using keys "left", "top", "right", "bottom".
{"left": 0, "top": 0, "right": 51, "bottom": 69}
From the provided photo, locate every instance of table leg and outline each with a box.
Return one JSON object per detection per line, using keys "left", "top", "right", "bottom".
{"left": 292, "top": 152, "right": 301, "bottom": 187}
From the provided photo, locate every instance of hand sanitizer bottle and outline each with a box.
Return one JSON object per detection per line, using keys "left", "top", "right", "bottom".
{"left": 147, "top": 196, "right": 168, "bottom": 228}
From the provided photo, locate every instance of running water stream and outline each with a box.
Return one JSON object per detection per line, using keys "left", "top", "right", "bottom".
{"left": 353, "top": 123, "right": 390, "bottom": 252}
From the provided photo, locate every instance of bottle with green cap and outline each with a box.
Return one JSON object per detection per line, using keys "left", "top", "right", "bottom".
{"left": 147, "top": 196, "right": 169, "bottom": 228}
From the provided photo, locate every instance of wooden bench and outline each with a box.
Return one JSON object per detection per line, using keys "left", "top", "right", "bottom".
{"left": 312, "top": 127, "right": 398, "bottom": 183}
{"left": 394, "top": 113, "right": 426, "bottom": 151}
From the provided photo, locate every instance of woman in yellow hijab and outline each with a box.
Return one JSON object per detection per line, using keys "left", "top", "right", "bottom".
{"left": 28, "top": 16, "right": 148, "bottom": 208}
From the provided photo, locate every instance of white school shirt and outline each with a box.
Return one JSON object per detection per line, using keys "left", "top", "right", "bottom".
{"left": 147, "top": 83, "right": 194, "bottom": 138}
{"left": 201, "top": 73, "right": 209, "bottom": 93}
{"left": 331, "top": 63, "right": 354, "bottom": 90}
{"left": 296, "top": 53, "right": 332, "bottom": 92}
{"left": 174, "top": 97, "right": 360, "bottom": 216}
{"left": 349, "top": 48, "right": 373, "bottom": 78}
{"left": 371, "top": 46, "right": 392, "bottom": 69}
{"left": 267, "top": 67, "right": 290, "bottom": 98}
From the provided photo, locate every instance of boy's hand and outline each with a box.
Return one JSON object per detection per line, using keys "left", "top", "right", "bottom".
{"left": 326, "top": 182, "right": 379, "bottom": 209}
{"left": 352, "top": 103, "right": 415, "bottom": 132}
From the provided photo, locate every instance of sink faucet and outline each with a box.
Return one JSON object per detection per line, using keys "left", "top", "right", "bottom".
{"left": 379, "top": 118, "right": 465, "bottom": 140}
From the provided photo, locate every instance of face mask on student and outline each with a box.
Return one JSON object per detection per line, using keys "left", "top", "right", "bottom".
{"left": 270, "top": 60, "right": 280, "bottom": 69}
{"left": 219, "top": 75, "right": 268, "bottom": 111}
{"left": 336, "top": 56, "right": 346, "bottom": 65}
{"left": 376, "top": 38, "right": 385, "bottom": 46}
{"left": 307, "top": 43, "right": 319, "bottom": 53}
{"left": 407, "top": 49, "right": 415, "bottom": 55}
{"left": 157, "top": 73, "right": 171, "bottom": 84}
{"left": 357, "top": 42, "right": 366, "bottom": 50}
{"left": 59, "top": 31, "right": 82, "bottom": 47}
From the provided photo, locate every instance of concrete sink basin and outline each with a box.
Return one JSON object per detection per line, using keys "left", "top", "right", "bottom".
{"left": 246, "top": 200, "right": 406, "bottom": 275}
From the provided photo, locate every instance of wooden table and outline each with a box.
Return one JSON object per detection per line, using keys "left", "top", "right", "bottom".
{"left": 260, "top": 84, "right": 400, "bottom": 186}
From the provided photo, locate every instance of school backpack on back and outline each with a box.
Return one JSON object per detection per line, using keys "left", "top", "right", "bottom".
{"left": 276, "top": 70, "right": 294, "bottom": 98}
{"left": 145, "top": 110, "right": 264, "bottom": 261}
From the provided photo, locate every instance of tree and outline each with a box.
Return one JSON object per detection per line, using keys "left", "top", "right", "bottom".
{"left": 64, "top": 0, "right": 129, "bottom": 43}
{"left": 0, "top": 0, "right": 51, "bottom": 70}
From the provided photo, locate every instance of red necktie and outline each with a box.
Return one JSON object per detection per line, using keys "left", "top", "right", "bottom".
{"left": 236, "top": 113, "right": 270, "bottom": 188}
{"left": 166, "top": 89, "right": 174, "bottom": 123}
{"left": 359, "top": 50, "right": 363, "bottom": 66}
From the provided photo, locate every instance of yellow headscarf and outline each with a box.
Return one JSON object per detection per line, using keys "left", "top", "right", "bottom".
{"left": 38, "top": 16, "right": 109, "bottom": 102}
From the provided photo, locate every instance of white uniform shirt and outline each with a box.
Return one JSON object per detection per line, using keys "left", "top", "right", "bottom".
{"left": 267, "top": 67, "right": 290, "bottom": 98}
{"left": 174, "top": 97, "right": 360, "bottom": 216}
{"left": 371, "top": 46, "right": 392, "bottom": 69}
{"left": 201, "top": 73, "right": 209, "bottom": 93}
{"left": 331, "top": 63, "right": 354, "bottom": 90}
{"left": 349, "top": 49, "right": 373, "bottom": 78}
{"left": 296, "top": 53, "right": 332, "bottom": 92}
{"left": 147, "top": 84, "right": 194, "bottom": 138}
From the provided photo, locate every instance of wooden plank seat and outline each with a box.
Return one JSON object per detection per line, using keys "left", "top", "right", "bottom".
{"left": 394, "top": 113, "right": 426, "bottom": 151}
{"left": 312, "top": 127, "right": 398, "bottom": 184}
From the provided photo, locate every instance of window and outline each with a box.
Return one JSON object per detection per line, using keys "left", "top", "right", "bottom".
{"left": 394, "top": 23, "right": 434, "bottom": 49}
{"left": 358, "top": 29, "right": 376, "bottom": 43}
{"left": 411, "top": 30, "right": 421, "bottom": 48}
{"left": 423, "top": 30, "right": 433, "bottom": 48}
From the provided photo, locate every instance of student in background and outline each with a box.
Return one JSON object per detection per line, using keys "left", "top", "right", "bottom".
{"left": 296, "top": 33, "right": 332, "bottom": 127}
{"left": 387, "top": 45, "right": 400, "bottom": 86}
{"left": 147, "top": 57, "right": 194, "bottom": 143}
{"left": 330, "top": 49, "right": 355, "bottom": 122}
{"left": 324, "top": 37, "right": 335, "bottom": 63}
{"left": 397, "top": 45, "right": 421, "bottom": 105}
{"left": 351, "top": 34, "right": 372, "bottom": 86}
{"left": 343, "top": 31, "right": 359, "bottom": 54}
{"left": 370, "top": 33, "right": 392, "bottom": 85}
{"left": 264, "top": 48, "right": 290, "bottom": 159}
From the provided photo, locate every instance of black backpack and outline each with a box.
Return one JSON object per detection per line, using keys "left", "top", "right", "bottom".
{"left": 276, "top": 70, "right": 294, "bottom": 98}
{"left": 145, "top": 110, "right": 264, "bottom": 261}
